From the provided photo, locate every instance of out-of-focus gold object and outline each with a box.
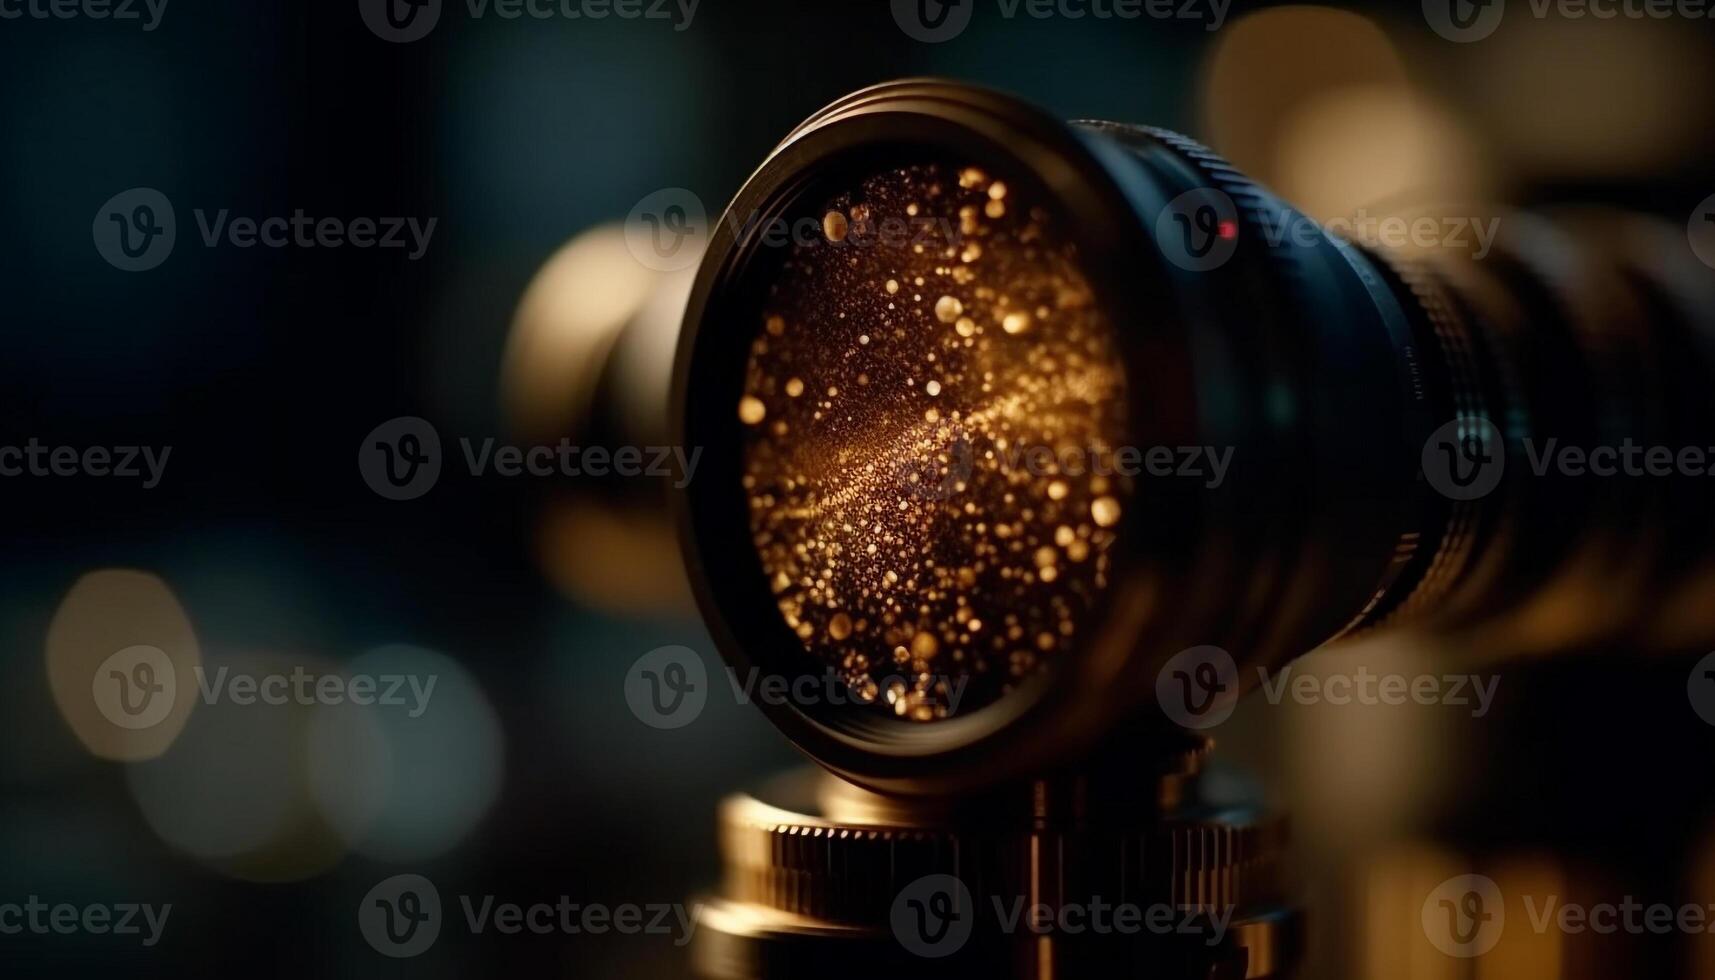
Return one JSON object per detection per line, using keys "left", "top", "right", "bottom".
{"left": 504, "top": 225, "right": 661, "bottom": 445}
{"left": 506, "top": 223, "right": 702, "bottom": 615}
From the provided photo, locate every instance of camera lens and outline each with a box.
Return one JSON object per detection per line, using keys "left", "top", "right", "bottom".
{"left": 740, "top": 158, "right": 1131, "bottom": 723}
{"left": 673, "top": 80, "right": 1715, "bottom": 794}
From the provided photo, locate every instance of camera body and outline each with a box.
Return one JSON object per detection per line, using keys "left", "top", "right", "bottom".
{"left": 670, "top": 79, "right": 1715, "bottom": 979}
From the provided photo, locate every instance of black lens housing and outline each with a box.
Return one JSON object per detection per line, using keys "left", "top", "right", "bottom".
{"left": 671, "top": 79, "right": 1715, "bottom": 795}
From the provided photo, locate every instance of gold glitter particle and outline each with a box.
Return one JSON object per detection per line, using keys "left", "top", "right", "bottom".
{"left": 829, "top": 612, "right": 853, "bottom": 640}
{"left": 738, "top": 395, "right": 766, "bottom": 425}
{"left": 925, "top": 380, "right": 942, "bottom": 397}
{"left": 766, "top": 315, "right": 785, "bottom": 337}
{"left": 934, "top": 295, "right": 963, "bottom": 323}
{"left": 1091, "top": 495, "right": 1122, "bottom": 527}
{"left": 823, "top": 210, "right": 848, "bottom": 242}
{"left": 911, "top": 631, "right": 939, "bottom": 659}
{"left": 985, "top": 199, "right": 1006, "bottom": 219}
{"left": 886, "top": 279, "right": 900, "bottom": 295}
{"left": 1002, "top": 311, "right": 1032, "bottom": 335}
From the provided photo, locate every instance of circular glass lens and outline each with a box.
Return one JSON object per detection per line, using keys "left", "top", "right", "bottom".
{"left": 738, "top": 158, "right": 1131, "bottom": 722}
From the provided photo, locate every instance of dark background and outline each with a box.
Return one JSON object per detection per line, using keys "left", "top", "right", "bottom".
{"left": 3, "top": 0, "right": 1714, "bottom": 976}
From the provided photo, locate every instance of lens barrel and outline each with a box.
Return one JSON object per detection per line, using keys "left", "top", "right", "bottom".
{"left": 672, "top": 79, "right": 1715, "bottom": 794}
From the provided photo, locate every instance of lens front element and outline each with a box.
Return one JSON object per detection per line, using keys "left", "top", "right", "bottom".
{"left": 739, "top": 158, "right": 1132, "bottom": 722}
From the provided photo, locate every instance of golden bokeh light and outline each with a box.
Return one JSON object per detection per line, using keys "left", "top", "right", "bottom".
{"left": 536, "top": 498, "right": 692, "bottom": 615}
{"left": 45, "top": 569, "right": 201, "bottom": 762}
{"left": 1463, "top": 18, "right": 1712, "bottom": 179}
{"left": 1273, "top": 85, "right": 1488, "bottom": 227}
{"left": 1200, "top": 6, "right": 1413, "bottom": 188}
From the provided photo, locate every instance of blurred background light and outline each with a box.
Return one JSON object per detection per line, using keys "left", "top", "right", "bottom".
{"left": 319, "top": 644, "right": 503, "bottom": 863}
{"left": 1457, "top": 18, "right": 1714, "bottom": 180}
{"left": 1272, "top": 85, "right": 1487, "bottom": 224}
{"left": 45, "top": 569, "right": 201, "bottom": 763}
{"left": 1201, "top": 6, "right": 1413, "bottom": 189}
{"left": 1202, "top": 6, "right": 1489, "bottom": 222}
{"left": 124, "top": 650, "right": 349, "bottom": 882}
{"left": 536, "top": 498, "right": 692, "bottom": 615}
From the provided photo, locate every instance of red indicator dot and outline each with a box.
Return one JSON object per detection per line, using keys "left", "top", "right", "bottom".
{"left": 1218, "top": 220, "right": 1238, "bottom": 240}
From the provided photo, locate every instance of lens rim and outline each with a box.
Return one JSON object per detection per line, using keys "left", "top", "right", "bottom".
{"left": 671, "top": 80, "right": 1208, "bottom": 793}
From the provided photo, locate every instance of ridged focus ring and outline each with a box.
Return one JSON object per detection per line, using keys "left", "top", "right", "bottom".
{"left": 717, "top": 774, "right": 1288, "bottom": 927}
{"left": 1359, "top": 250, "right": 1494, "bottom": 627}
